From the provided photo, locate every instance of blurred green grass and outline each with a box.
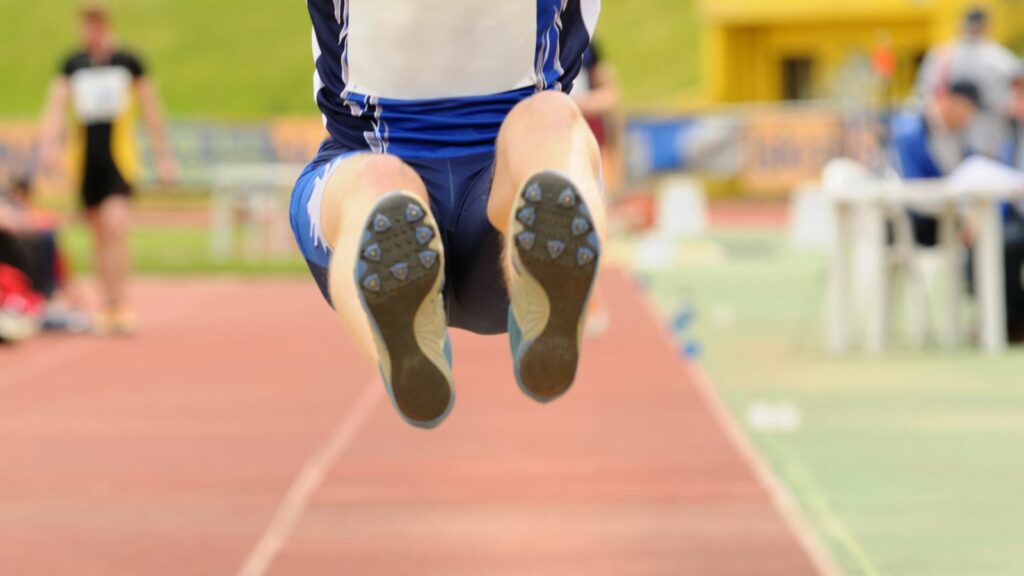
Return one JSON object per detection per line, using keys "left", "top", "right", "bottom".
{"left": 60, "top": 223, "right": 306, "bottom": 275}
{"left": 640, "top": 231, "right": 1024, "bottom": 575}
{"left": 0, "top": 0, "right": 700, "bottom": 118}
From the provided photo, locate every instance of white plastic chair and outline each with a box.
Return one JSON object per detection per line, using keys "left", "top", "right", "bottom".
{"left": 821, "top": 158, "right": 959, "bottom": 347}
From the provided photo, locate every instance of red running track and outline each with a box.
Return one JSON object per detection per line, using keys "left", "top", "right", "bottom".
{"left": 0, "top": 270, "right": 825, "bottom": 576}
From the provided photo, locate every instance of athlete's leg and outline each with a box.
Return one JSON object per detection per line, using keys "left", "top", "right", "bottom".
{"left": 320, "top": 154, "right": 430, "bottom": 361}
{"left": 317, "top": 153, "right": 453, "bottom": 428}
{"left": 87, "top": 195, "right": 131, "bottom": 322}
{"left": 488, "top": 90, "right": 606, "bottom": 401}
{"left": 489, "top": 90, "right": 605, "bottom": 245}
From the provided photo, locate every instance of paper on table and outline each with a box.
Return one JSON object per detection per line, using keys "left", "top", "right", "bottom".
{"left": 948, "top": 155, "right": 1024, "bottom": 195}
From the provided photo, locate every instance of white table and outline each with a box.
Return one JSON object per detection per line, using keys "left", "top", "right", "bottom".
{"left": 827, "top": 181, "right": 1024, "bottom": 355}
{"left": 209, "top": 163, "right": 305, "bottom": 262}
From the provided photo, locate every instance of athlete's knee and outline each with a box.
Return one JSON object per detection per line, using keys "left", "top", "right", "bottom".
{"left": 350, "top": 154, "right": 424, "bottom": 197}
{"left": 319, "top": 154, "right": 428, "bottom": 243}
{"left": 504, "top": 90, "right": 583, "bottom": 136}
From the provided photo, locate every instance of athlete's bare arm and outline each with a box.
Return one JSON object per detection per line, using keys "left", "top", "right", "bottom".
{"left": 574, "top": 63, "right": 621, "bottom": 119}
{"left": 135, "top": 78, "right": 178, "bottom": 184}
{"left": 37, "top": 77, "right": 70, "bottom": 174}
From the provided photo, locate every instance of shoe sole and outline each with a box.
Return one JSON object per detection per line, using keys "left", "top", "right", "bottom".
{"left": 356, "top": 193, "right": 453, "bottom": 428}
{"left": 0, "top": 312, "right": 39, "bottom": 343}
{"left": 509, "top": 172, "right": 601, "bottom": 402}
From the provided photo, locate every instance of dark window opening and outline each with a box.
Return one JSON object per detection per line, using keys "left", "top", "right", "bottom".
{"left": 911, "top": 50, "right": 927, "bottom": 79}
{"left": 782, "top": 57, "right": 815, "bottom": 101}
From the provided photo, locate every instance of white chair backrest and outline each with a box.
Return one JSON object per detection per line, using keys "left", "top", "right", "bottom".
{"left": 655, "top": 175, "right": 708, "bottom": 239}
{"left": 789, "top": 183, "right": 833, "bottom": 251}
{"left": 822, "top": 158, "right": 878, "bottom": 195}
{"left": 212, "top": 163, "right": 306, "bottom": 196}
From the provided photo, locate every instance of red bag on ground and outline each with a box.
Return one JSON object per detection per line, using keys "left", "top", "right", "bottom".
{"left": 0, "top": 264, "right": 44, "bottom": 317}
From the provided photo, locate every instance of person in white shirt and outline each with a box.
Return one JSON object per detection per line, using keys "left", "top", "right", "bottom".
{"left": 915, "top": 7, "right": 1019, "bottom": 158}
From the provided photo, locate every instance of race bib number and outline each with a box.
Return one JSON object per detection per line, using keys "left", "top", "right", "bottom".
{"left": 346, "top": 0, "right": 538, "bottom": 100}
{"left": 70, "top": 66, "right": 132, "bottom": 123}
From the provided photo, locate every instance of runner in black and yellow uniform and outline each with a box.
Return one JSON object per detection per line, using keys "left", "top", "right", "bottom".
{"left": 38, "top": 5, "right": 177, "bottom": 334}
{"left": 62, "top": 49, "right": 146, "bottom": 209}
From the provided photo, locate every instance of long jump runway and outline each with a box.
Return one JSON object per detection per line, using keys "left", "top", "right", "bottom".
{"left": 0, "top": 270, "right": 824, "bottom": 576}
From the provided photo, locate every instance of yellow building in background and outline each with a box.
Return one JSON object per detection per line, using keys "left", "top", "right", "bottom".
{"left": 701, "top": 0, "right": 1024, "bottom": 103}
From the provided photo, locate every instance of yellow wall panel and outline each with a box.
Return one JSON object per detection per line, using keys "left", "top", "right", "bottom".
{"left": 701, "top": 0, "right": 1024, "bottom": 103}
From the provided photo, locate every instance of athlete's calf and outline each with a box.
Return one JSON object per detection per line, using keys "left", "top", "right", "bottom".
{"left": 489, "top": 91, "right": 606, "bottom": 402}
{"left": 319, "top": 154, "right": 453, "bottom": 428}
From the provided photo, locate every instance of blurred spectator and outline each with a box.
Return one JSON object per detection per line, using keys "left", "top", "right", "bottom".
{"left": 571, "top": 40, "right": 624, "bottom": 195}
{"left": 3, "top": 180, "right": 63, "bottom": 301}
{"left": 1002, "top": 219, "right": 1024, "bottom": 342}
{"left": 37, "top": 4, "right": 177, "bottom": 335}
{"left": 892, "top": 81, "right": 980, "bottom": 178}
{"left": 0, "top": 179, "right": 91, "bottom": 336}
{"left": 1000, "top": 63, "right": 1024, "bottom": 339}
{"left": 0, "top": 193, "right": 43, "bottom": 343}
{"left": 915, "top": 6, "right": 1019, "bottom": 158}
{"left": 890, "top": 81, "right": 980, "bottom": 245}
{"left": 571, "top": 41, "right": 621, "bottom": 338}
{"left": 1008, "top": 64, "right": 1024, "bottom": 169}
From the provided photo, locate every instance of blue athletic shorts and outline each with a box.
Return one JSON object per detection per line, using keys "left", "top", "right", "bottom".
{"left": 290, "top": 141, "right": 509, "bottom": 335}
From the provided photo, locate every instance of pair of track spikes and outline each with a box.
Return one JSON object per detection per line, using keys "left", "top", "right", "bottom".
{"left": 355, "top": 171, "right": 601, "bottom": 429}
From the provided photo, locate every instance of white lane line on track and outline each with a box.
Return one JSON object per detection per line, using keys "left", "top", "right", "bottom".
{"left": 631, "top": 278, "right": 844, "bottom": 576}
{"left": 685, "top": 364, "right": 846, "bottom": 576}
{"left": 235, "top": 381, "right": 383, "bottom": 576}
{"left": 760, "top": 433, "right": 880, "bottom": 576}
